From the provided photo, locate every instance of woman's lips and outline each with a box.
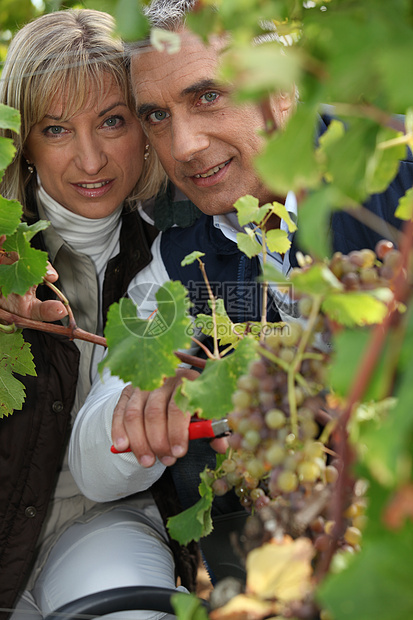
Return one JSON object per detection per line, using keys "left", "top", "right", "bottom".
{"left": 72, "top": 179, "right": 114, "bottom": 198}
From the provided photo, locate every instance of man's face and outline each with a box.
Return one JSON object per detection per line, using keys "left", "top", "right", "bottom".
{"left": 131, "top": 30, "right": 292, "bottom": 215}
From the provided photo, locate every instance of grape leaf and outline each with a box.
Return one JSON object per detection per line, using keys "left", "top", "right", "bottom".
{"left": 254, "top": 103, "right": 321, "bottom": 195}
{"left": 167, "top": 468, "right": 214, "bottom": 544}
{"left": 114, "top": 0, "right": 149, "bottom": 41}
{"left": 270, "top": 201, "right": 297, "bottom": 234}
{"left": 194, "top": 298, "right": 246, "bottom": 347}
{"left": 322, "top": 291, "right": 388, "bottom": 327}
{"left": 181, "top": 250, "right": 205, "bottom": 266}
{"left": 365, "top": 127, "right": 406, "bottom": 195}
{"left": 234, "top": 194, "right": 270, "bottom": 227}
{"left": 177, "top": 336, "right": 258, "bottom": 419}
{"left": 247, "top": 536, "right": 314, "bottom": 602}
{"left": 0, "top": 195, "right": 22, "bottom": 236}
{"left": 318, "top": 526, "right": 413, "bottom": 620}
{"left": 0, "top": 222, "right": 49, "bottom": 296}
{"left": 100, "top": 281, "right": 192, "bottom": 390}
{"left": 395, "top": 186, "right": 413, "bottom": 221}
{"left": 290, "top": 263, "right": 343, "bottom": 296}
{"left": 171, "top": 592, "right": 209, "bottom": 620}
{"left": 236, "top": 229, "right": 262, "bottom": 258}
{"left": 266, "top": 228, "right": 291, "bottom": 254}
{"left": 0, "top": 330, "right": 36, "bottom": 418}
{"left": 0, "top": 136, "right": 16, "bottom": 171}
{"left": 0, "top": 103, "right": 21, "bottom": 133}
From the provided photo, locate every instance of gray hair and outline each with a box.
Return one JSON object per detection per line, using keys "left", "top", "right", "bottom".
{"left": 143, "top": 0, "right": 197, "bottom": 30}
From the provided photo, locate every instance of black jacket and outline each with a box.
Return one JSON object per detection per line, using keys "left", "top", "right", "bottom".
{"left": 0, "top": 203, "right": 156, "bottom": 617}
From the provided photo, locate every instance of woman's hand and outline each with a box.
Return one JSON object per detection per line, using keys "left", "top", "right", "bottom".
{"left": 0, "top": 235, "right": 67, "bottom": 322}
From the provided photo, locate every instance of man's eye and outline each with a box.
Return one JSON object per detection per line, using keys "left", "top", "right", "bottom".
{"left": 148, "top": 110, "right": 169, "bottom": 123}
{"left": 201, "top": 92, "right": 219, "bottom": 103}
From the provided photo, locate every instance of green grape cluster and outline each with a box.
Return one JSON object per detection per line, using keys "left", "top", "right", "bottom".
{"left": 327, "top": 240, "right": 402, "bottom": 291}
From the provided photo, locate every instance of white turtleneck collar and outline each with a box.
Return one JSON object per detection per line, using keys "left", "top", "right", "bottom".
{"left": 37, "top": 183, "right": 122, "bottom": 278}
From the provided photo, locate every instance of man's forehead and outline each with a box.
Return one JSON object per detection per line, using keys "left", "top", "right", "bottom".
{"left": 131, "top": 28, "right": 224, "bottom": 85}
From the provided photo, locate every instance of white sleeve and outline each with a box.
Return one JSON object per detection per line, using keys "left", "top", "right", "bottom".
{"left": 127, "top": 233, "right": 170, "bottom": 318}
{"left": 69, "top": 367, "right": 166, "bottom": 503}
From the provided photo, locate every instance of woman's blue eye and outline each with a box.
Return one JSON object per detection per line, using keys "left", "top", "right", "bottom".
{"left": 149, "top": 110, "right": 169, "bottom": 123}
{"left": 104, "top": 116, "right": 122, "bottom": 127}
{"left": 47, "top": 126, "right": 64, "bottom": 135}
{"left": 201, "top": 92, "right": 219, "bottom": 103}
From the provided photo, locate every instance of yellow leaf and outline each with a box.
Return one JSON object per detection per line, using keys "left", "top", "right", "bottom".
{"left": 246, "top": 536, "right": 314, "bottom": 602}
{"left": 209, "top": 594, "right": 276, "bottom": 620}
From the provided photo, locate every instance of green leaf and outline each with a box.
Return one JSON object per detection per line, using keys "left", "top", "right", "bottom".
{"left": 395, "top": 186, "right": 413, "bottom": 221}
{"left": 295, "top": 186, "right": 346, "bottom": 259}
{"left": 0, "top": 136, "right": 16, "bottom": 171}
{"left": 358, "top": 333, "right": 413, "bottom": 486}
{"left": 329, "top": 328, "right": 392, "bottom": 402}
{"left": 178, "top": 337, "right": 258, "bottom": 419}
{"left": 321, "top": 118, "right": 380, "bottom": 203}
{"left": 194, "top": 299, "right": 246, "bottom": 347}
{"left": 236, "top": 229, "right": 262, "bottom": 258}
{"left": 317, "top": 526, "right": 413, "bottom": 620}
{"left": 234, "top": 194, "right": 270, "bottom": 227}
{"left": 181, "top": 250, "right": 205, "bottom": 267}
{"left": 167, "top": 468, "right": 214, "bottom": 544}
{"left": 0, "top": 330, "right": 36, "bottom": 418}
{"left": 266, "top": 228, "right": 291, "bottom": 254}
{"left": 0, "top": 222, "right": 50, "bottom": 296}
{"left": 254, "top": 104, "right": 321, "bottom": 195}
{"left": 365, "top": 127, "right": 406, "bottom": 195}
{"left": 0, "top": 196, "right": 23, "bottom": 236}
{"left": 171, "top": 592, "right": 210, "bottom": 620}
{"left": 114, "top": 0, "right": 149, "bottom": 41}
{"left": 290, "top": 263, "right": 343, "bottom": 296}
{"left": 0, "top": 103, "right": 20, "bottom": 133}
{"left": 270, "top": 201, "right": 297, "bottom": 233}
{"left": 100, "top": 281, "right": 192, "bottom": 390}
{"left": 322, "top": 290, "right": 388, "bottom": 327}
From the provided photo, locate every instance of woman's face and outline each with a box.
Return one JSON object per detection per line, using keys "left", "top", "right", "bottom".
{"left": 25, "top": 74, "right": 145, "bottom": 219}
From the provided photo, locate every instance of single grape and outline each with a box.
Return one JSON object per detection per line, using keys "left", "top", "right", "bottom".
{"left": 277, "top": 470, "right": 299, "bottom": 493}
{"left": 212, "top": 478, "right": 230, "bottom": 497}
{"left": 375, "top": 239, "right": 394, "bottom": 260}
{"left": 232, "top": 389, "right": 252, "bottom": 409}
{"left": 265, "top": 408, "right": 286, "bottom": 430}
{"left": 344, "top": 526, "right": 362, "bottom": 546}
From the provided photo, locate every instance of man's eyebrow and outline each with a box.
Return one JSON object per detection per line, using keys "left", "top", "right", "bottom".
{"left": 181, "top": 79, "right": 221, "bottom": 97}
{"left": 43, "top": 102, "right": 127, "bottom": 122}
{"left": 136, "top": 80, "right": 223, "bottom": 119}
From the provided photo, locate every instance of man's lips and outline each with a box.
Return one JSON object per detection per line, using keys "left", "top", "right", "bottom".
{"left": 190, "top": 160, "right": 231, "bottom": 187}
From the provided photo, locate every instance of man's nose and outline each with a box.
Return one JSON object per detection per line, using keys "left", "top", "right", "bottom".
{"left": 171, "top": 116, "right": 210, "bottom": 162}
{"left": 74, "top": 135, "right": 108, "bottom": 175}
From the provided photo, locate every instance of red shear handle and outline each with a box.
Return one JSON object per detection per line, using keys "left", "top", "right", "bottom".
{"left": 188, "top": 419, "right": 215, "bottom": 440}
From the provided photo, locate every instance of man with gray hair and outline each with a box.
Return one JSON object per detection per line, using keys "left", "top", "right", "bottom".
{"left": 69, "top": 0, "right": 411, "bottom": 555}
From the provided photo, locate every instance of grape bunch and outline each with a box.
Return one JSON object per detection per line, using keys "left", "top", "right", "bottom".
{"left": 211, "top": 325, "right": 366, "bottom": 559}
{"left": 323, "top": 240, "right": 402, "bottom": 291}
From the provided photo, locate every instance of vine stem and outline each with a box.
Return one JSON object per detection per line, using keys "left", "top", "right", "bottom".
{"left": 197, "top": 258, "right": 220, "bottom": 359}
{"left": 315, "top": 218, "right": 413, "bottom": 583}
{"left": 0, "top": 307, "right": 207, "bottom": 369}
{"left": 288, "top": 295, "right": 323, "bottom": 435}
{"left": 260, "top": 228, "right": 269, "bottom": 342}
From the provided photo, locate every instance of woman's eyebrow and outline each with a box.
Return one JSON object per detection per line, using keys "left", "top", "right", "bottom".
{"left": 98, "top": 101, "right": 127, "bottom": 117}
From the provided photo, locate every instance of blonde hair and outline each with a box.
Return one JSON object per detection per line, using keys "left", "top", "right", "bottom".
{"left": 0, "top": 9, "right": 166, "bottom": 212}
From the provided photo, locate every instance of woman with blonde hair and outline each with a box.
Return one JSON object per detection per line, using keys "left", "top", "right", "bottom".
{"left": 0, "top": 9, "right": 186, "bottom": 619}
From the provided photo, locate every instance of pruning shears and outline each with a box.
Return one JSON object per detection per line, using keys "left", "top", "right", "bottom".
{"left": 110, "top": 417, "right": 231, "bottom": 453}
